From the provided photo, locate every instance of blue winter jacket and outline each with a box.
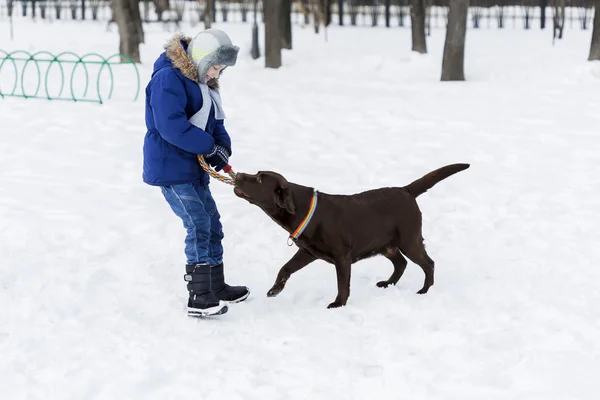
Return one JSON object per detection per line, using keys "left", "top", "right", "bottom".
{"left": 142, "top": 35, "right": 232, "bottom": 187}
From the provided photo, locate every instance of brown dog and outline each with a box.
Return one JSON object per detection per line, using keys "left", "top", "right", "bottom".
{"left": 233, "top": 163, "right": 470, "bottom": 308}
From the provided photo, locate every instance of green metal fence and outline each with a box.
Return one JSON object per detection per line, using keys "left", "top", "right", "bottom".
{"left": 0, "top": 50, "right": 140, "bottom": 104}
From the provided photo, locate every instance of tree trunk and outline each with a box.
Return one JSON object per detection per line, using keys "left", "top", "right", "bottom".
{"left": 540, "top": 0, "right": 547, "bottom": 29}
{"left": 302, "top": 0, "right": 310, "bottom": 25}
{"left": 411, "top": 0, "right": 427, "bottom": 53}
{"left": 204, "top": 0, "right": 213, "bottom": 29}
{"left": 325, "top": 0, "right": 332, "bottom": 26}
{"left": 282, "top": 0, "right": 292, "bottom": 50}
{"left": 309, "top": 0, "right": 327, "bottom": 34}
{"left": 590, "top": 0, "right": 600, "bottom": 60}
{"left": 112, "top": 0, "right": 144, "bottom": 63}
{"left": 313, "top": 0, "right": 321, "bottom": 34}
{"left": 441, "top": 0, "right": 468, "bottom": 81}
{"left": 153, "top": 0, "right": 170, "bottom": 22}
{"left": 265, "top": 0, "right": 283, "bottom": 68}
{"left": 552, "top": 0, "right": 566, "bottom": 43}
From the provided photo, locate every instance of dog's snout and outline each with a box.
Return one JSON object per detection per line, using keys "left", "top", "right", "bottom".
{"left": 234, "top": 172, "right": 260, "bottom": 184}
{"left": 235, "top": 172, "right": 248, "bottom": 183}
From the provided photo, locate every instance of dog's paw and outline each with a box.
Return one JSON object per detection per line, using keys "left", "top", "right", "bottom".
{"left": 376, "top": 280, "right": 390, "bottom": 288}
{"left": 327, "top": 301, "right": 345, "bottom": 309}
{"left": 267, "top": 284, "right": 284, "bottom": 297}
{"left": 416, "top": 287, "right": 429, "bottom": 294}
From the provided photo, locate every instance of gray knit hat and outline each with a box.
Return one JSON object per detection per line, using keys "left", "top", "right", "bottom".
{"left": 186, "top": 28, "right": 239, "bottom": 83}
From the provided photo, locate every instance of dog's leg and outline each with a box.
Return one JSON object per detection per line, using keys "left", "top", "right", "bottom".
{"left": 267, "top": 249, "right": 316, "bottom": 297}
{"left": 377, "top": 246, "right": 408, "bottom": 288}
{"left": 327, "top": 255, "right": 352, "bottom": 309}
{"left": 404, "top": 241, "right": 435, "bottom": 294}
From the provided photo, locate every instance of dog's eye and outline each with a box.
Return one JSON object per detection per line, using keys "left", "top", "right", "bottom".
{"left": 256, "top": 174, "right": 262, "bottom": 183}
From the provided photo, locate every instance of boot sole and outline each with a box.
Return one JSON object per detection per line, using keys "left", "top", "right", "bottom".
{"left": 187, "top": 303, "right": 228, "bottom": 317}
{"left": 223, "top": 291, "right": 250, "bottom": 304}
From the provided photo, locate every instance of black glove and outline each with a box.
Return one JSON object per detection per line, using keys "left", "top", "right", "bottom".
{"left": 215, "top": 140, "right": 232, "bottom": 158}
{"left": 204, "top": 144, "right": 229, "bottom": 172}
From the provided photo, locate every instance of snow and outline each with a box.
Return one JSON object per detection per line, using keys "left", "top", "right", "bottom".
{"left": 2, "top": 14, "right": 600, "bottom": 400}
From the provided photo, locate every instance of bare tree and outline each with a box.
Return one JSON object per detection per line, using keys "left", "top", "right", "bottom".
{"left": 522, "top": 1, "right": 534, "bottom": 29}
{"left": 297, "top": 0, "right": 311, "bottom": 26}
{"left": 411, "top": 0, "right": 427, "bottom": 54}
{"left": 282, "top": 0, "right": 293, "bottom": 50}
{"left": 154, "top": 0, "right": 170, "bottom": 22}
{"left": 205, "top": 0, "right": 214, "bottom": 29}
{"left": 111, "top": 0, "right": 144, "bottom": 63}
{"left": 540, "top": 0, "right": 548, "bottom": 29}
{"left": 311, "top": 0, "right": 326, "bottom": 34}
{"left": 552, "top": 0, "right": 566, "bottom": 43}
{"left": 590, "top": 0, "right": 600, "bottom": 61}
{"left": 265, "top": 0, "right": 283, "bottom": 68}
{"left": 441, "top": 0, "right": 469, "bottom": 81}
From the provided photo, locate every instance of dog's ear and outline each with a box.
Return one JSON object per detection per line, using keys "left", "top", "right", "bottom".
{"left": 273, "top": 186, "right": 295, "bottom": 214}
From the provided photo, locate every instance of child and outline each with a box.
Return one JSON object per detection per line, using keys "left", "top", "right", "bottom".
{"left": 143, "top": 28, "right": 249, "bottom": 317}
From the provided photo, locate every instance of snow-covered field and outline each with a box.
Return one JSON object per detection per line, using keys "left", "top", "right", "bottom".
{"left": 2, "top": 15, "right": 600, "bottom": 400}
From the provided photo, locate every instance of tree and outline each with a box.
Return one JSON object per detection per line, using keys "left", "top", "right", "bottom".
{"left": 441, "top": 0, "right": 469, "bottom": 81}
{"left": 411, "top": 0, "right": 427, "bottom": 54}
{"left": 282, "top": 0, "right": 293, "bottom": 50}
{"left": 111, "top": 0, "right": 144, "bottom": 63}
{"left": 540, "top": 0, "right": 548, "bottom": 29}
{"left": 307, "top": 0, "right": 327, "bottom": 34}
{"left": 154, "top": 0, "right": 170, "bottom": 22}
{"left": 552, "top": 0, "right": 566, "bottom": 44}
{"left": 590, "top": 0, "right": 600, "bottom": 61}
{"left": 265, "top": 0, "right": 283, "bottom": 68}
{"left": 204, "top": 0, "right": 214, "bottom": 29}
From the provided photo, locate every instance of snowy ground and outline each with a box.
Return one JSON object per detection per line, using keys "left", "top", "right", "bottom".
{"left": 2, "top": 16, "right": 600, "bottom": 400}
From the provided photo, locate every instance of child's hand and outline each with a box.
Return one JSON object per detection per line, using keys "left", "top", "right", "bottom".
{"left": 215, "top": 140, "right": 231, "bottom": 157}
{"left": 205, "top": 145, "right": 229, "bottom": 172}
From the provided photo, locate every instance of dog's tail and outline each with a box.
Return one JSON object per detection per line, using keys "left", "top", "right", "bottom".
{"left": 403, "top": 163, "right": 470, "bottom": 198}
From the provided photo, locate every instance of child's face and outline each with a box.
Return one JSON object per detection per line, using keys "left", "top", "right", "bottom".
{"left": 206, "top": 65, "right": 225, "bottom": 82}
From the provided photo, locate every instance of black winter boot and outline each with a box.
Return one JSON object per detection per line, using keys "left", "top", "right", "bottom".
{"left": 184, "top": 263, "right": 228, "bottom": 317}
{"left": 211, "top": 263, "right": 250, "bottom": 304}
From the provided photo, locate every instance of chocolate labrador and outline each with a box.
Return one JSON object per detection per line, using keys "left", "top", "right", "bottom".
{"left": 233, "top": 163, "right": 470, "bottom": 308}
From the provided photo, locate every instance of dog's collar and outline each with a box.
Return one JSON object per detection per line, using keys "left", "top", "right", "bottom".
{"left": 287, "top": 189, "right": 318, "bottom": 246}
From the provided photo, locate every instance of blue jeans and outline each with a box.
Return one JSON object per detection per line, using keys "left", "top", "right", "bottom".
{"left": 160, "top": 183, "right": 224, "bottom": 265}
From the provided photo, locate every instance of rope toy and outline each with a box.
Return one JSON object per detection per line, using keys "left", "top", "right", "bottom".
{"left": 197, "top": 155, "right": 236, "bottom": 185}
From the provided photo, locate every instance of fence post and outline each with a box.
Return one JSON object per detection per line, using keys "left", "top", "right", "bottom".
{"left": 338, "top": 0, "right": 343, "bottom": 26}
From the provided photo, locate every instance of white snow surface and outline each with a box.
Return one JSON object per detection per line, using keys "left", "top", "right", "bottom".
{"left": 2, "top": 17, "right": 600, "bottom": 400}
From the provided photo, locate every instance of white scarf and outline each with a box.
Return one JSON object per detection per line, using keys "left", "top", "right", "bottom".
{"left": 189, "top": 83, "right": 225, "bottom": 130}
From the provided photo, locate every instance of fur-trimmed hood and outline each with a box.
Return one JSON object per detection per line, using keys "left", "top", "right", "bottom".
{"left": 161, "top": 34, "right": 220, "bottom": 90}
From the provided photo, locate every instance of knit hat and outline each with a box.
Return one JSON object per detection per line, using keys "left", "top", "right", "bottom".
{"left": 186, "top": 28, "right": 240, "bottom": 84}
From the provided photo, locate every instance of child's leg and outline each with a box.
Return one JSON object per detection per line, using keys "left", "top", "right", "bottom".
{"left": 160, "top": 183, "right": 216, "bottom": 265}
{"left": 160, "top": 183, "right": 228, "bottom": 316}
{"left": 195, "top": 185, "right": 224, "bottom": 264}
